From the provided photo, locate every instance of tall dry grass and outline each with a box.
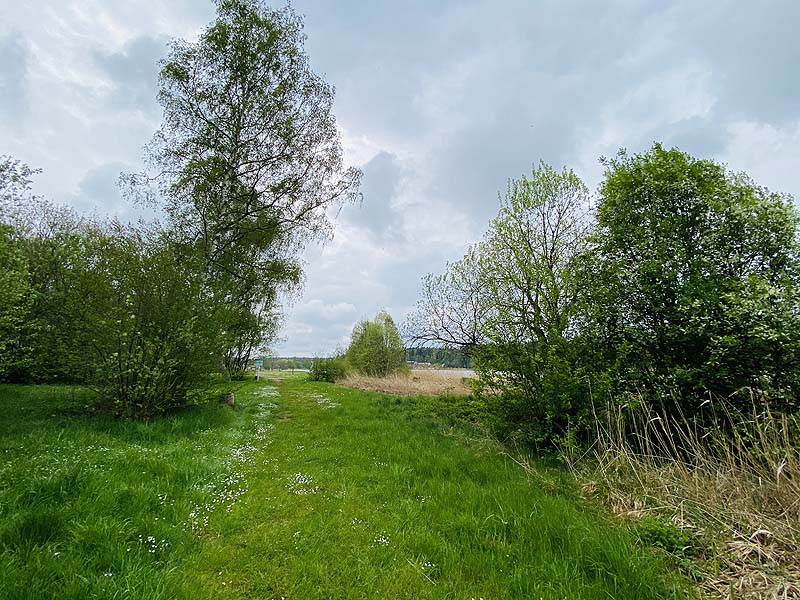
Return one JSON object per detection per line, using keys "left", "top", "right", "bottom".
{"left": 338, "top": 369, "right": 473, "bottom": 396}
{"left": 566, "top": 393, "right": 800, "bottom": 599}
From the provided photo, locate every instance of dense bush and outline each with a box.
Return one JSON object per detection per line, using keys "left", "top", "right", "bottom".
{"left": 0, "top": 225, "right": 33, "bottom": 380}
{"left": 0, "top": 0, "right": 360, "bottom": 418}
{"left": 74, "top": 228, "right": 219, "bottom": 417}
{"left": 309, "top": 355, "right": 348, "bottom": 382}
{"left": 1, "top": 212, "right": 220, "bottom": 416}
{"left": 587, "top": 144, "right": 800, "bottom": 413}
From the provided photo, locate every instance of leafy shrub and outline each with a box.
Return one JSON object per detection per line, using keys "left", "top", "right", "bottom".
{"left": 309, "top": 355, "right": 348, "bottom": 382}
{"left": 408, "top": 147, "right": 800, "bottom": 447}
{"left": 633, "top": 517, "right": 695, "bottom": 556}
{"left": 0, "top": 224, "right": 34, "bottom": 381}
{"left": 76, "top": 228, "right": 219, "bottom": 418}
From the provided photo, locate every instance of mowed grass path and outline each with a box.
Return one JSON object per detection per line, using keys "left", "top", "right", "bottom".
{"left": 0, "top": 375, "right": 687, "bottom": 599}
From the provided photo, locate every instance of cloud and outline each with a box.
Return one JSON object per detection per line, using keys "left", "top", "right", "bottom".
{"left": 71, "top": 161, "right": 150, "bottom": 221}
{"left": 275, "top": 297, "right": 359, "bottom": 356}
{"left": 683, "top": 2, "right": 800, "bottom": 125}
{"left": 3, "top": 0, "right": 800, "bottom": 355}
{"left": 722, "top": 119, "right": 800, "bottom": 200}
{"left": 340, "top": 151, "right": 403, "bottom": 240}
{"left": 93, "top": 34, "right": 168, "bottom": 114}
{"left": 0, "top": 32, "right": 29, "bottom": 120}
{"left": 294, "top": 300, "right": 358, "bottom": 324}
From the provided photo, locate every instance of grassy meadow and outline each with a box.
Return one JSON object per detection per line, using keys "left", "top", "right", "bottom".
{"left": 0, "top": 374, "right": 689, "bottom": 599}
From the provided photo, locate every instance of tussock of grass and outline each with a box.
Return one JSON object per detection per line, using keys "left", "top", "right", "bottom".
{"left": 565, "top": 394, "right": 800, "bottom": 599}
{"left": 340, "top": 368, "right": 473, "bottom": 396}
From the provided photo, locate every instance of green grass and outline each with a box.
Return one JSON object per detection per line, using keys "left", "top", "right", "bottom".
{"left": 0, "top": 376, "right": 689, "bottom": 599}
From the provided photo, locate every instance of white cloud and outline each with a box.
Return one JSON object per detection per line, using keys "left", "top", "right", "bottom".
{"left": 721, "top": 120, "right": 800, "bottom": 199}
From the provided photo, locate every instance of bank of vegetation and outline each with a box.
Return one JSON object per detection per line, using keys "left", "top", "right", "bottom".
{"left": 404, "top": 148, "right": 800, "bottom": 596}
{"left": 309, "top": 310, "right": 407, "bottom": 383}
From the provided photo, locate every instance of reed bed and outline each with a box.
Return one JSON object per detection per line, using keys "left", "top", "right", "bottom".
{"left": 565, "top": 393, "right": 800, "bottom": 599}
{"left": 339, "top": 369, "right": 473, "bottom": 397}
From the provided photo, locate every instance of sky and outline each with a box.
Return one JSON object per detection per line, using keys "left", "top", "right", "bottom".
{"left": 2, "top": 0, "right": 799, "bottom": 356}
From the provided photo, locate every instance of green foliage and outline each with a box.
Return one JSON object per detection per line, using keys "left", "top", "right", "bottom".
{"left": 633, "top": 517, "right": 695, "bottom": 556}
{"left": 16, "top": 222, "right": 104, "bottom": 384}
{"left": 0, "top": 225, "right": 33, "bottom": 380}
{"left": 1, "top": 181, "right": 219, "bottom": 417}
{"left": 74, "top": 228, "right": 218, "bottom": 418}
{"left": 137, "top": 0, "right": 360, "bottom": 383}
{"left": 346, "top": 311, "right": 407, "bottom": 377}
{"left": 405, "top": 347, "right": 472, "bottom": 368}
{"left": 0, "top": 158, "right": 91, "bottom": 384}
{"left": 409, "top": 147, "right": 800, "bottom": 447}
{"left": 308, "top": 355, "right": 348, "bottom": 382}
{"left": 425, "top": 162, "right": 591, "bottom": 446}
{"left": 0, "top": 0, "right": 360, "bottom": 415}
{"left": 269, "top": 356, "right": 315, "bottom": 370}
{"left": 588, "top": 144, "right": 800, "bottom": 412}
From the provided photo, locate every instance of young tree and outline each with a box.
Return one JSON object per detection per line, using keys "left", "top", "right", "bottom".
{"left": 475, "top": 163, "right": 591, "bottom": 442}
{"left": 406, "top": 163, "right": 591, "bottom": 444}
{"left": 347, "top": 311, "right": 406, "bottom": 377}
{"left": 404, "top": 244, "right": 490, "bottom": 352}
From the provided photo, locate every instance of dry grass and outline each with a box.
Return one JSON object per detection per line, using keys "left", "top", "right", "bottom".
{"left": 564, "top": 393, "right": 800, "bottom": 599}
{"left": 338, "top": 369, "right": 474, "bottom": 397}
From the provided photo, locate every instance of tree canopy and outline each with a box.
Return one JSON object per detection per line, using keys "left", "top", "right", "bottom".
{"left": 589, "top": 144, "right": 800, "bottom": 408}
{"left": 149, "top": 0, "right": 360, "bottom": 272}
{"left": 0, "top": 0, "right": 360, "bottom": 418}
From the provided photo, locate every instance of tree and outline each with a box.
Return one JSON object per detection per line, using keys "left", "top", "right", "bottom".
{"left": 404, "top": 244, "right": 490, "bottom": 352}
{"left": 475, "top": 163, "right": 591, "bottom": 443}
{"left": 588, "top": 144, "right": 800, "bottom": 410}
{"left": 347, "top": 311, "right": 406, "bottom": 377}
{"left": 132, "top": 0, "right": 360, "bottom": 380}
{"left": 0, "top": 156, "right": 40, "bottom": 227}
{"left": 0, "top": 157, "right": 93, "bottom": 383}
{"left": 406, "top": 163, "right": 591, "bottom": 444}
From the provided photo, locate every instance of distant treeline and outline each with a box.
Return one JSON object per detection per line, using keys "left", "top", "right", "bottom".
{"left": 271, "top": 347, "right": 471, "bottom": 370}
{"left": 405, "top": 347, "right": 472, "bottom": 368}
{"left": 265, "top": 357, "right": 314, "bottom": 370}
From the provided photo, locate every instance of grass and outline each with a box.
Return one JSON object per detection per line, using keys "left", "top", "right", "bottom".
{"left": 564, "top": 395, "right": 800, "bottom": 599}
{"left": 339, "top": 368, "right": 473, "bottom": 396}
{"left": 1, "top": 375, "right": 688, "bottom": 599}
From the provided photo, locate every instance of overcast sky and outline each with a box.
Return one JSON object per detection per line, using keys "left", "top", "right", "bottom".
{"left": 2, "top": 0, "right": 799, "bottom": 356}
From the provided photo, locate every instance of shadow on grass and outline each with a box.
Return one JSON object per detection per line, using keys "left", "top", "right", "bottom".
{"left": 0, "top": 383, "right": 240, "bottom": 443}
